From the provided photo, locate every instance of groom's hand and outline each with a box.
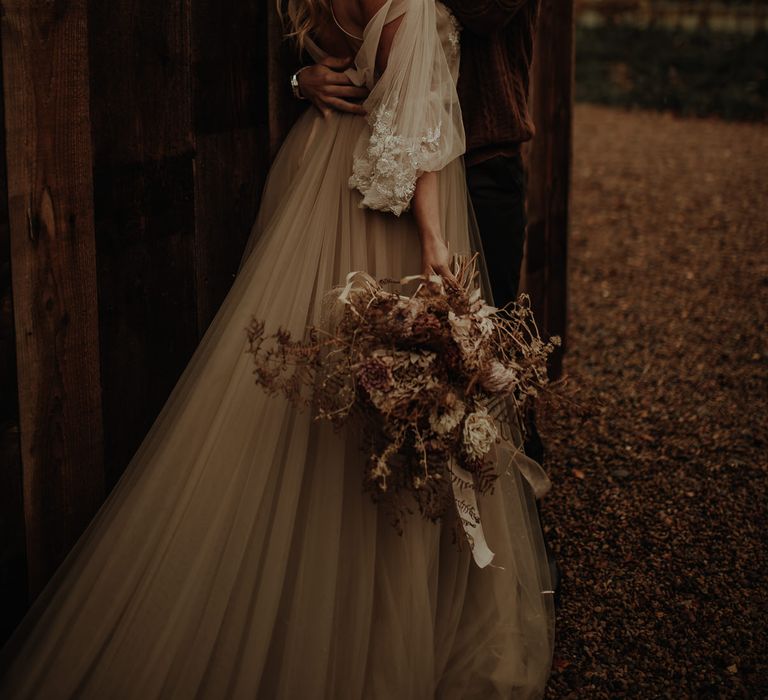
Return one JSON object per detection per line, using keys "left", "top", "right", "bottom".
{"left": 297, "top": 56, "right": 369, "bottom": 118}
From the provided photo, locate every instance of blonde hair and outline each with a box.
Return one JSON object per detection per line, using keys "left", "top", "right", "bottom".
{"left": 278, "top": 0, "right": 330, "bottom": 53}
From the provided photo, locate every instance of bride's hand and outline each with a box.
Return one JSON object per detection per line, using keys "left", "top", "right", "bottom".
{"left": 420, "top": 232, "right": 455, "bottom": 281}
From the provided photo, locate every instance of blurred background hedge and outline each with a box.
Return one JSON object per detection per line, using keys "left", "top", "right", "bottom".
{"left": 575, "top": 0, "right": 768, "bottom": 121}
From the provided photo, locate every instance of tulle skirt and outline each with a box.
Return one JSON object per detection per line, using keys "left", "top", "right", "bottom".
{"left": 0, "top": 107, "right": 554, "bottom": 699}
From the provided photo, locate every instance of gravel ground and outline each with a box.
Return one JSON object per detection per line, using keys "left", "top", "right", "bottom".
{"left": 539, "top": 104, "right": 768, "bottom": 698}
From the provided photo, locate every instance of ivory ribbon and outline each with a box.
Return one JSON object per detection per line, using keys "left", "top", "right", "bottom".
{"left": 451, "top": 445, "right": 552, "bottom": 569}
{"left": 450, "top": 459, "right": 495, "bottom": 568}
{"left": 337, "top": 270, "right": 377, "bottom": 305}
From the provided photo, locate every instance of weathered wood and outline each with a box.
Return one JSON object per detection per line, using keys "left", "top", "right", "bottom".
{"left": 191, "top": 0, "right": 270, "bottom": 332}
{"left": 191, "top": 0, "right": 267, "bottom": 136}
{"left": 526, "top": 0, "right": 574, "bottom": 379}
{"left": 193, "top": 130, "right": 267, "bottom": 332}
{"left": 91, "top": 157, "right": 198, "bottom": 489}
{"left": 88, "top": 1, "right": 194, "bottom": 164}
{"left": 1, "top": 0, "right": 104, "bottom": 594}
{"left": 88, "top": 0, "right": 199, "bottom": 488}
{"left": 0, "top": 421, "right": 25, "bottom": 641}
{"left": 0, "top": 28, "right": 27, "bottom": 639}
{"left": 0, "top": 0, "right": 276, "bottom": 636}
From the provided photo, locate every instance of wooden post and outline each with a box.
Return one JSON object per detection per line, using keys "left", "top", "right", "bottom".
{"left": 526, "top": 0, "right": 575, "bottom": 379}
{"left": 1, "top": 0, "right": 104, "bottom": 594}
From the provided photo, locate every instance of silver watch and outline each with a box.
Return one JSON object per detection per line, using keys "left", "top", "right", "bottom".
{"left": 290, "top": 67, "right": 309, "bottom": 100}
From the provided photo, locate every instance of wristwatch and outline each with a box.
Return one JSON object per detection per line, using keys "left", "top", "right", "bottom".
{"left": 290, "top": 67, "right": 309, "bottom": 100}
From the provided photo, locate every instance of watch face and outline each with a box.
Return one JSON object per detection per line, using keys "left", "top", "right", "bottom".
{"left": 291, "top": 73, "right": 303, "bottom": 99}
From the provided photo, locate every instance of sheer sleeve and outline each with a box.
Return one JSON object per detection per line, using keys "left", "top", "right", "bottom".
{"left": 348, "top": 0, "right": 465, "bottom": 216}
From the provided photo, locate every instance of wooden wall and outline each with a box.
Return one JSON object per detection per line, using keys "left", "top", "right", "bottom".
{"left": 0, "top": 0, "right": 275, "bottom": 643}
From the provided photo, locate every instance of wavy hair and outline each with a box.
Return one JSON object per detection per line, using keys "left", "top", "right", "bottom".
{"left": 278, "top": 0, "right": 330, "bottom": 53}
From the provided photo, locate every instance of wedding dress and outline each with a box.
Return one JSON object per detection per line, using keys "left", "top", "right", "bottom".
{"left": 0, "top": 1, "right": 554, "bottom": 697}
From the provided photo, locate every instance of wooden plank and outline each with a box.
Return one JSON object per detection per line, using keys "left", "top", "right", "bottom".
{"left": 0, "top": 29, "right": 28, "bottom": 642}
{"left": 526, "top": 0, "right": 574, "bottom": 379}
{"left": 88, "top": 1, "right": 194, "bottom": 164}
{"left": 88, "top": 0, "right": 199, "bottom": 488}
{"left": 193, "top": 130, "right": 267, "bottom": 332}
{"left": 191, "top": 0, "right": 270, "bottom": 332}
{"left": 1, "top": 0, "right": 104, "bottom": 595}
{"left": 91, "top": 157, "right": 198, "bottom": 489}
{"left": 0, "top": 421, "right": 25, "bottom": 643}
{"left": 267, "top": 2, "right": 305, "bottom": 159}
{"left": 191, "top": 0, "right": 267, "bottom": 136}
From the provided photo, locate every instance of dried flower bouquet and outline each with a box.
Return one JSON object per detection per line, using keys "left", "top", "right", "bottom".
{"left": 245, "top": 255, "right": 559, "bottom": 565}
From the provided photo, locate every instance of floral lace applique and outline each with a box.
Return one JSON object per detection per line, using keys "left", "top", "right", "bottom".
{"left": 349, "top": 100, "right": 442, "bottom": 216}
{"left": 443, "top": 6, "right": 461, "bottom": 60}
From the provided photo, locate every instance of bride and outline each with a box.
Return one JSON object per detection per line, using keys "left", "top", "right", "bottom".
{"left": 0, "top": 0, "right": 554, "bottom": 697}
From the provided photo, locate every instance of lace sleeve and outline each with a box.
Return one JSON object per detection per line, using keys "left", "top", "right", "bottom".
{"left": 348, "top": 0, "right": 465, "bottom": 216}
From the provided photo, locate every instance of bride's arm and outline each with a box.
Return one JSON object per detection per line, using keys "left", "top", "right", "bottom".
{"left": 413, "top": 173, "right": 453, "bottom": 278}
{"left": 364, "top": 1, "right": 452, "bottom": 278}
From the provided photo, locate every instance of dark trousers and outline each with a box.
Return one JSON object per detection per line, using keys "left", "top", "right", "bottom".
{"left": 465, "top": 153, "right": 527, "bottom": 310}
{"left": 466, "top": 152, "right": 543, "bottom": 466}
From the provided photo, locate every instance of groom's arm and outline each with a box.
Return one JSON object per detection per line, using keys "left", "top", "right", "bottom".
{"left": 443, "top": 0, "right": 530, "bottom": 34}
{"left": 296, "top": 56, "right": 369, "bottom": 118}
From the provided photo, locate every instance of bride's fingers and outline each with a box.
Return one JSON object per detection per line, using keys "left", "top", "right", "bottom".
{"left": 422, "top": 263, "right": 457, "bottom": 285}
{"left": 440, "top": 268, "right": 458, "bottom": 285}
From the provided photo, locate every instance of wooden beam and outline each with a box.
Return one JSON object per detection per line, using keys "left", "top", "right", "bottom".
{"left": 526, "top": 0, "right": 575, "bottom": 379}
{"left": 1, "top": 0, "right": 104, "bottom": 595}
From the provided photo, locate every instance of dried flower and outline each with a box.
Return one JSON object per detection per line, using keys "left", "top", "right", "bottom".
{"left": 462, "top": 407, "right": 498, "bottom": 460}
{"left": 357, "top": 355, "right": 394, "bottom": 394}
{"left": 481, "top": 359, "right": 521, "bottom": 394}
{"left": 429, "top": 398, "right": 466, "bottom": 435}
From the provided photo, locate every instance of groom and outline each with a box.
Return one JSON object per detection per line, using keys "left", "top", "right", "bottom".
{"left": 295, "top": 0, "right": 561, "bottom": 596}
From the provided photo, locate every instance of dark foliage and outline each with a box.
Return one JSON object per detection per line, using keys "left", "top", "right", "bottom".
{"left": 576, "top": 25, "right": 768, "bottom": 121}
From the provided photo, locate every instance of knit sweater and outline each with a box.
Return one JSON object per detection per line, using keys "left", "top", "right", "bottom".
{"left": 443, "top": 0, "right": 540, "bottom": 166}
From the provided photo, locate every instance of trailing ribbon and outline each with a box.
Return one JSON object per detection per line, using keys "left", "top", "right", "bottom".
{"left": 449, "top": 449, "right": 551, "bottom": 569}
{"left": 450, "top": 458, "right": 495, "bottom": 568}
{"left": 510, "top": 449, "right": 552, "bottom": 498}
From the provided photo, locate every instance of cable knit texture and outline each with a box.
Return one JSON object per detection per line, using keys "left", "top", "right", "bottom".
{"left": 444, "top": 0, "right": 539, "bottom": 163}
